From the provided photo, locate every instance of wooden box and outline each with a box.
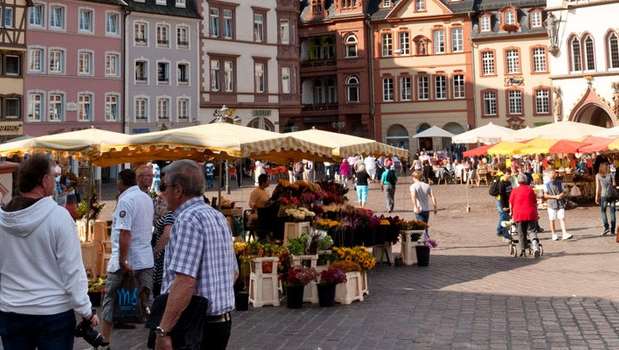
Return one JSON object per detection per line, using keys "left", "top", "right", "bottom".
{"left": 283, "top": 221, "right": 311, "bottom": 244}
{"left": 335, "top": 272, "right": 364, "bottom": 305}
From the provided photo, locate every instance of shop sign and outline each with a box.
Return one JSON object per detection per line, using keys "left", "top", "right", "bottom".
{"left": 0, "top": 121, "right": 23, "bottom": 135}
{"left": 252, "top": 110, "right": 271, "bottom": 117}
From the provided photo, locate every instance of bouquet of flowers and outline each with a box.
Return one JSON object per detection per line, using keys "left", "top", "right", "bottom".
{"left": 319, "top": 267, "right": 347, "bottom": 285}
{"left": 314, "top": 218, "right": 341, "bottom": 231}
{"left": 332, "top": 246, "right": 376, "bottom": 270}
{"left": 286, "top": 266, "right": 318, "bottom": 286}
{"left": 400, "top": 219, "right": 428, "bottom": 231}
{"left": 281, "top": 207, "right": 315, "bottom": 222}
{"left": 330, "top": 260, "right": 362, "bottom": 272}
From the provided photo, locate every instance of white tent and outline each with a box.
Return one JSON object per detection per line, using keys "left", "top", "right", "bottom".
{"left": 511, "top": 121, "right": 606, "bottom": 141}
{"left": 505, "top": 127, "right": 532, "bottom": 142}
{"left": 596, "top": 126, "right": 619, "bottom": 138}
{"left": 413, "top": 125, "right": 454, "bottom": 138}
{"left": 451, "top": 122, "right": 514, "bottom": 144}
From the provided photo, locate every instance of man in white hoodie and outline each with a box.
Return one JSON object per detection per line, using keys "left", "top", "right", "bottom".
{"left": 0, "top": 154, "right": 98, "bottom": 349}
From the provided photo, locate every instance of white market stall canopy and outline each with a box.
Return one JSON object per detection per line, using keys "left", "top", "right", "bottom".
{"left": 510, "top": 121, "right": 606, "bottom": 141}
{"left": 596, "top": 126, "right": 619, "bottom": 138}
{"left": 451, "top": 122, "right": 514, "bottom": 144}
{"left": 413, "top": 126, "right": 454, "bottom": 138}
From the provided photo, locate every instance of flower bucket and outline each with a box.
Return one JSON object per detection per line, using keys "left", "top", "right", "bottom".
{"left": 235, "top": 291, "right": 249, "bottom": 311}
{"left": 416, "top": 245, "right": 430, "bottom": 267}
{"left": 88, "top": 291, "right": 102, "bottom": 307}
{"left": 286, "top": 284, "right": 305, "bottom": 309}
{"left": 317, "top": 283, "right": 336, "bottom": 307}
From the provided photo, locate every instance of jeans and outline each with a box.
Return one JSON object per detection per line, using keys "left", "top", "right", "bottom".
{"left": 415, "top": 211, "right": 430, "bottom": 223}
{"left": 201, "top": 319, "right": 232, "bottom": 350}
{"left": 496, "top": 201, "right": 511, "bottom": 239}
{"left": 384, "top": 184, "right": 395, "bottom": 212}
{"left": 600, "top": 197, "right": 616, "bottom": 232}
{"left": 206, "top": 175, "right": 214, "bottom": 189}
{"left": 0, "top": 310, "right": 76, "bottom": 350}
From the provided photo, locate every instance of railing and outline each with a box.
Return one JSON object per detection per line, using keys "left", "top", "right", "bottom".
{"left": 301, "top": 58, "right": 336, "bottom": 67}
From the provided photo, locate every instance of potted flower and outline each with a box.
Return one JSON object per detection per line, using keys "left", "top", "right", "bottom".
{"left": 317, "top": 267, "right": 347, "bottom": 307}
{"left": 233, "top": 241, "right": 251, "bottom": 311}
{"left": 416, "top": 236, "right": 438, "bottom": 267}
{"left": 87, "top": 276, "right": 106, "bottom": 307}
{"left": 285, "top": 266, "right": 318, "bottom": 309}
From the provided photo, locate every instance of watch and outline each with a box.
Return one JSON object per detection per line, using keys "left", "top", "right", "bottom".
{"left": 155, "top": 326, "right": 169, "bottom": 337}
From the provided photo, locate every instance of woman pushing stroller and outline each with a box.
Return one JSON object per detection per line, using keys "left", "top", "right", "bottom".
{"left": 510, "top": 173, "right": 541, "bottom": 257}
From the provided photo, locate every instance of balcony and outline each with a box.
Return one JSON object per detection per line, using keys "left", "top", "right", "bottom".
{"left": 300, "top": 35, "right": 337, "bottom": 67}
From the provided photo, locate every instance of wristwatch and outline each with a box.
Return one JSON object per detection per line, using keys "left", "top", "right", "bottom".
{"left": 155, "top": 326, "right": 169, "bottom": 337}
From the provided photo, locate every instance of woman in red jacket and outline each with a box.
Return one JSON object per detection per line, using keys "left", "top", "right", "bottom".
{"left": 509, "top": 174, "right": 540, "bottom": 257}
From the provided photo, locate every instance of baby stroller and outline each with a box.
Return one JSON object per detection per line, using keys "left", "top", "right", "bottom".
{"left": 502, "top": 220, "right": 544, "bottom": 258}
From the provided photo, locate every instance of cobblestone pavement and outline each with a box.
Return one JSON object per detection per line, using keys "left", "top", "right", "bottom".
{"left": 9, "top": 179, "right": 619, "bottom": 349}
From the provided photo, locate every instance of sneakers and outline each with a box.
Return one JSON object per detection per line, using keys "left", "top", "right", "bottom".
{"left": 552, "top": 234, "right": 559, "bottom": 241}
{"left": 601, "top": 229, "right": 610, "bottom": 236}
{"left": 562, "top": 233, "right": 573, "bottom": 240}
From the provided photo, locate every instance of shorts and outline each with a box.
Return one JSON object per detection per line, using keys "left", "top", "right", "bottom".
{"left": 356, "top": 185, "right": 368, "bottom": 203}
{"left": 547, "top": 208, "right": 565, "bottom": 221}
{"left": 102, "top": 268, "right": 153, "bottom": 323}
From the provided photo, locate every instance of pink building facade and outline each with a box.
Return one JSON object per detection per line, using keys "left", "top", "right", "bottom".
{"left": 24, "top": 0, "right": 125, "bottom": 136}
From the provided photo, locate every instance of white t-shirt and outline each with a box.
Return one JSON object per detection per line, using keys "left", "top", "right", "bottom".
{"left": 107, "top": 185, "right": 155, "bottom": 273}
{"left": 410, "top": 182, "right": 433, "bottom": 212}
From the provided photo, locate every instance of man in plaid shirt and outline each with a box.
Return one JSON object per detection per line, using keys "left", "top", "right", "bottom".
{"left": 155, "top": 160, "right": 237, "bottom": 350}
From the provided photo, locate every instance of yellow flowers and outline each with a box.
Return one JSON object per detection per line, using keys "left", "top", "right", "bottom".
{"left": 332, "top": 246, "right": 376, "bottom": 271}
{"left": 314, "top": 218, "right": 341, "bottom": 230}
{"left": 234, "top": 241, "right": 247, "bottom": 255}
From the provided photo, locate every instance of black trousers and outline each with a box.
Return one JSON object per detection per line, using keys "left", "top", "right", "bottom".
{"left": 201, "top": 319, "right": 232, "bottom": 350}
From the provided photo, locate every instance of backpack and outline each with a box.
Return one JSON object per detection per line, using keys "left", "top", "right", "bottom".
{"left": 489, "top": 176, "right": 501, "bottom": 197}
{"left": 386, "top": 170, "right": 397, "bottom": 185}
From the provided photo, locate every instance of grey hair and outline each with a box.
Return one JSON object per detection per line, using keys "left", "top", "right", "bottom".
{"left": 163, "top": 159, "right": 205, "bottom": 197}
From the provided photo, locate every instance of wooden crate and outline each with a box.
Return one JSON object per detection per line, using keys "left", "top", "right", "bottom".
{"left": 283, "top": 221, "right": 311, "bottom": 244}
{"left": 81, "top": 242, "right": 98, "bottom": 277}
{"left": 335, "top": 272, "right": 364, "bottom": 305}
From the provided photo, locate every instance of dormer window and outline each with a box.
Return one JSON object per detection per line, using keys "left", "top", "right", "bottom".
{"left": 501, "top": 7, "right": 519, "bottom": 32}
{"left": 312, "top": 0, "right": 323, "bottom": 14}
{"left": 383, "top": 0, "right": 392, "bottom": 6}
{"left": 341, "top": 0, "right": 356, "bottom": 8}
{"left": 530, "top": 10, "right": 542, "bottom": 28}
{"left": 176, "top": 0, "right": 186, "bottom": 8}
{"left": 156, "top": 0, "right": 166, "bottom": 5}
{"left": 480, "top": 15, "right": 491, "bottom": 32}
{"left": 505, "top": 10, "right": 515, "bottom": 25}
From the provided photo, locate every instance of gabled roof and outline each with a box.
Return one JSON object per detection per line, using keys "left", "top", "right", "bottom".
{"left": 472, "top": 0, "right": 546, "bottom": 11}
{"left": 86, "top": 0, "right": 129, "bottom": 6}
{"left": 371, "top": 0, "right": 476, "bottom": 20}
{"left": 300, "top": 0, "right": 383, "bottom": 24}
{"left": 471, "top": 0, "right": 548, "bottom": 39}
{"left": 126, "top": 0, "right": 201, "bottom": 19}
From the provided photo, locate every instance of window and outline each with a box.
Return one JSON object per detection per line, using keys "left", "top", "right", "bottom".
{"left": 505, "top": 10, "right": 516, "bottom": 25}
{"left": 223, "top": 9, "right": 233, "bottom": 39}
{"left": 382, "top": 33, "right": 393, "bottom": 57}
{"left": 535, "top": 89, "right": 550, "bottom": 114}
{"left": 530, "top": 11, "right": 542, "bottom": 28}
{"left": 77, "top": 93, "right": 93, "bottom": 121}
{"left": 157, "top": 97, "right": 169, "bottom": 120}
{"left": 48, "top": 49, "right": 64, "bottom": 73}
{"left": 106, "top": 12, "right": 119, "bottom": 35}
{"left": 480, "top": 15, "right": 491, "bottom": 32}
{"left": 481, "top": 50, "right": 495, "bottom": 75}
{"left": 584, "top": 35, "right": 595, "bottom": 70}
{"left": 418, "top": 75, "right": 429, "bottom": 100}
{"left": 135, "top": 22, "right": 147, "bottom": 45}
{"left": 453, "top": 74, "right": 465, "bottom": 99}
{"left": 400, "top": 76, "right": 411, "bottom": 101}
{"left": 254, "top": 61, "right": 266, "bottom": 93}
{"left": 157, "top": 62, "right": 169, "bottom": 83}
{"left": 433, "top": 30, "right": 445, "bottom": 54}
{"left": 435, "top": 75, "right": 447, "bottom": 100}
{"left": 415, "top": 0, "right": 425, "bottom": 11}
{"left": 78, "top": 51, "right": 93, "bottom": 75}
{"left": 341, "top": 0, "right": 356, "bottom": 7}
{"left": 506, "top": 49, "right": 520, "bottom": 74}
{"left": 30, "top": 3, "right": 44, "bottom": 27}
{"left": 4, "top": 97, "right": 19, "bottom": 119}
{"left": 224, "top": 60, "right": 234, "bottom": 92}
{"left": 28, "top": 93, "right": 43, "bottom": 121}
{"left": 29, "top": 48, "right": 44, "bottom": 72}
{"left": 156, "top": 0, "right": 166, "bottom": 5}
{"left": 49, "top": 5, "right": 64, "bottom": 29}
{"left": 451, "top": 27, "right": 463, "bottom": 52}
{"left": 105, "top": 53, "right": 120, "bottom": 77}
{"left": 176, "top": 0, "right": 186, "bottom": 8}
{"left": 177, "top": 26, "right": 189, "bottom": 48}
{"left": 399, "top": 32, "right": 410, "bottom": 55}
{"left": 177, "top": 63, "right": 189, "bottom": 84}
{"left": 346, "top": 75, "right": 360, "bottom": 102}
{"left": 105, "top": 94, "right": 119, "bottom": 121}
{"left": 253, "top": 12, "right": 265, "bottom": 43}
{"left": 280, "top": 19, "right": 289, "bottom": 45}
{"left": 4, "top": 7, "right": 13, "bottom": 28}
{"left": 209, "top": 7, "right": 219, "bottom": 37}
{"left": 384, "top": 0, "right": 392, "bottom": 6}
{"left": 78, "top": 8, "right": 93, "bottom": 33}
{"left": 157, "top": 24, "right": 169, "bottom": 47}
{"left": 570, "top": 36, "right": 582, "bottom": 72}
{"left": 178, "top": 98, "right": 189, "bottom": 121}
{"left": 4, "top": 55, "right": 19, "bottom": 76}
{"left": 508, "top": 90, "right": 523, "bottom": 114}
{"left": 135, "top": 97, "right": 148, "bottom": 121}
{"left": 281, "top": 67, "right": 291, "bottom": 94}
{"left": 533, "top": 47, "right": 547, "bottom": 72}
{"left": 48, "top": 93, "right": 63, "bottom": 121}
{"left": 135, "top": 60, "right": 148, "bottom": 83}
{"left": 210, "top": 59, "right": 220, "bottom": 91}
{"left": 383, "top": 77, "right": 394, "bottom": 102}
{"left": 609, "top": 33, "right": 619, "bottom": 69}
{"left": 345, "top": 34, "right": 358, "bottom": 57}
{"left": 483, "top": 90, "right": 497, "bottom": 116}
{"left": 311, "top": 0, "right": 323, "bottom": 14}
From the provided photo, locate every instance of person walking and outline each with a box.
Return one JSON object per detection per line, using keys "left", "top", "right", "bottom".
{"left": 509, "top": 174, "right": 540, "bottom": 257}
{"left": 155, "top": 160, "right": 237, "bottom": 350}
{"left": 543, "top": 168, "right": 572, "bottom": 241}
{"left": 102, "top": 169, "right": 155, "bottom": 347}
{"left": 380, "top": 165, "right": 397, "bottom": 212}
{"left": 151, "top": 185, "right": 175, "bottom": 297}
{"left": 496, "top": 168, "right": 513, "bottom": 240}
{"left": 0, "top": 154, "right": 98, "bottom": 349}
{"left": 137, "top": 163, "right": 155, "bottom": 193}
{"left": 204, "top": 162, "right": 215, "bottom": 189}
{"left": 410, "top": 171, "right": 437, "bottom": 228}
{"left": 355, "top": 164, "right": 370, "bottom": 208}
{"left": 595, "top": 161, "right": 616, "bottom": 236}
{"left": 339, "top": 159, "right": 351, "bottom": 187}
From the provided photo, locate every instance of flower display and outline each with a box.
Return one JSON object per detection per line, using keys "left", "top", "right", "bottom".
{"left": 330, "top": 260, "right": 362, "bottom": 273}
{"left": 319, "top": 267, "right": 347, "bottom": 285}
{"left": 314, "top": 218, "right": 341, "bottom": 231}
{"left": 333, "top": 246, "right": 376, "bottom": 270}
{"left": 281, "top": 207, "right": 315, "bottom": 222}
{"left": 286, "top": 266, "right": 318, "bottom": 286}
{"left": 400, "top": 219, "right": 428, "bottom": 231}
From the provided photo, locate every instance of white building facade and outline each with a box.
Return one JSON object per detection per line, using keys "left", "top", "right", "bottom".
{"left": 546, "top": 0, "right": 619, "bottom": 127}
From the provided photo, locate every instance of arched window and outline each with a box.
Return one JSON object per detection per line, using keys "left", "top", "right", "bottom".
{"left": 583, "top": 35, "right": 595, "bottom": 70}
{"left": 386, "top": 124, "right": 409, "bottom": 150}
{"left": 609, "top": 32, "right": 619, "bottom": 69}
{"left": 570, "top": 36, "right": 582, "bottom": 72}
{"left": 345, "top": 75, "right": 360, "bottom": 103}
{"left": 345, "top": 34, "right": 358, "bottom": 58}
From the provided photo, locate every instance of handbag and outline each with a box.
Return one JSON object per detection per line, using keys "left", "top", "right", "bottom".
{"left": 145, "top": 294, "right": 209, "bottom": 349}
{"left": 112, "top": 273, "right": 142, "bottom": 324}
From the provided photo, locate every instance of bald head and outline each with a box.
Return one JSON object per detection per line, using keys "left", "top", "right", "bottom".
{"left": 163, "top": 159, "right": 205, "bottom": 197}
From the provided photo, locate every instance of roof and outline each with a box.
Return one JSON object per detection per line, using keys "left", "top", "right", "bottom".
{"left": 370, "top": 0, "right": 475, "bottom": 21}
{"left": 86, "top": 0, "right": 128, "bottom": 6}
{"left": 300, "top": 0, "right": 383, "bottom": 24}
{"left": 472, "top": 0, "right": 546, "bottom": 11}
{"left": 126, "top": 0, "right": 201, "bottom": 19}
{"left": 471, "top": 0, "right": 548, "bottom": 39}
